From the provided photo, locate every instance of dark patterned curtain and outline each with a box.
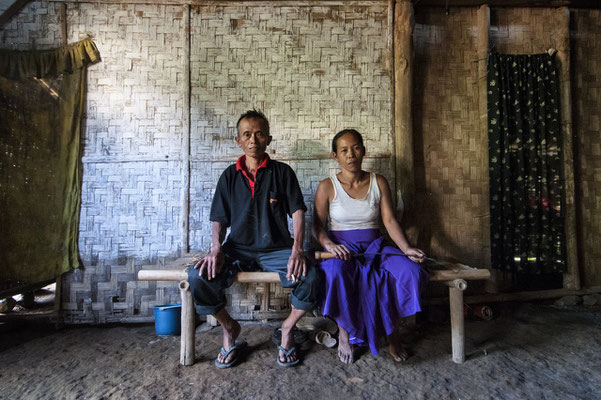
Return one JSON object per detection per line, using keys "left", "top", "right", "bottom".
{"left": 0, "top": 39, "right": 100, "bottom": 284}
{"left": 487, "top": 51, "right": 565, "bottom": 276}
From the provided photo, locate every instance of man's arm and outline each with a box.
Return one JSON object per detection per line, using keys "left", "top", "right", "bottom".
{"left": 194, "top": 221, "right": 227, "bottom": 279}
{"left": 287, "top": 209, "right": 306, "bottom": 281}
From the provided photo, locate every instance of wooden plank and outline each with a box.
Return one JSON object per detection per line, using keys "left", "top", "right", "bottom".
{"left": 427, "top": 286, "right": 601, "bottom": 305}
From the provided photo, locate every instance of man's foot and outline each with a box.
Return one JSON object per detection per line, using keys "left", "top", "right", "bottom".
{"left": 216, "top": 317, "right": 241, "bottom": 365}
{"left": 215, "top": 340, "right": 247, "bottom": 369}
{"left": 388, "top": 336, "right": 409, "bottom": 362}
{"left": 337, "top": 327, "right": 354, "bottom": 364}
{"left": 278, "top": 319, "right": 300, "bottom": 366}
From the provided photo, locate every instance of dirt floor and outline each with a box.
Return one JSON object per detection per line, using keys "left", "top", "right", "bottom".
{"left": 1, "top": 301, "right": 600, "bottom": 400}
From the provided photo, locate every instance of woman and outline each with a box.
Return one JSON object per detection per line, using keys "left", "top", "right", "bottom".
{"left": 312, "top": 129, "right": 428, "bottom": 364}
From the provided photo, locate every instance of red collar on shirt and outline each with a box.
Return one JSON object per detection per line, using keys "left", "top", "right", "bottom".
{"left": 236, "top": 154, "right": 270, "bottom": 197}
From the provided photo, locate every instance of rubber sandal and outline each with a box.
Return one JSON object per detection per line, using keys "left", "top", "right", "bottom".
{"left": 214, "top": 340, "right": 247, "bottom": 369}
{"left": 277, "top": 345, "right": 300, "bottom": 367}
{"left": 315, "top": 331, "right": 337, "bottom": 348}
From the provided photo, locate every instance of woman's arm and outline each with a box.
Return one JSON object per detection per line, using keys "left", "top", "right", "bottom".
{"left": 312, "top": 178, "right": 351, "bottom": 260}
{"left": 377, "top": 174, "right": 425, "bottom": 263}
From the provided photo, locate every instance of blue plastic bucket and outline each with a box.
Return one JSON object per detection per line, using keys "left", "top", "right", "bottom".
{"left": 153, "top": 304, "right": 181, "bottom": 335}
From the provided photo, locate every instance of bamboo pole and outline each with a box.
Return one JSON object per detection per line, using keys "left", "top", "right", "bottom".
{"left": 393, "top": 0, "right": 415, "bottom": 216}
{"left": 138, "top": 266, "right": 489, "bottom": 283}
{"left": 444, "top": 279, "right": 468, "bottom": 291}
{"left": 427, "top": 285, "right": 601, "bottom": 306}
{"left": 179, "top": 280, "right": 195, "bottom": 366}
{"left": 555, "top": 7, "right": 580, "bottom": 290}
{"left": 449, "top": 286, "right": 465, "bottom": 363}
{"left": 181, "top": 4, "right": 191, "bottom": 254}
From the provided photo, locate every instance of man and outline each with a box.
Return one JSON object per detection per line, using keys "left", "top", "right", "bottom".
{"left": 188, "top": 110, "right": 320, "bottom": 368}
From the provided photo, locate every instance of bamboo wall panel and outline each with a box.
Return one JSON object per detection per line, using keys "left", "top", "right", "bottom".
{"left": 413, "top": 7, "right": 489, "bottom": 268}
{"left": 490, "top": 8, "right": 563, "bottom": 54}
{"left": 573, "top": 10, "right": 601, "bottom": 287}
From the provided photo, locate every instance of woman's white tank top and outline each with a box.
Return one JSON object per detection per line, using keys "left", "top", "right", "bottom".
{"left": 328, "top": 172, "right": 381, "bottom": 231}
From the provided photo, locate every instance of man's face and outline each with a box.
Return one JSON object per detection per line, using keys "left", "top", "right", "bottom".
{"left": 235, "top": 117, "right": 272, "bottom": 158}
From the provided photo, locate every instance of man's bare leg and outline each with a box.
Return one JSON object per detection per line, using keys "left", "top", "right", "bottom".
{"left": 213, "top": 308, "right": 241, "bottom": 364}
{"left": 337, "top": 326, "right": 354, "bottom": 364}
{"left": 279, "top": 305, "right": 305, "bottom": 364}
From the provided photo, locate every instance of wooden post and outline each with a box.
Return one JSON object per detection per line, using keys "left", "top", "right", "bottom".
{"left": 477, "top": 5, "right": 500, "bottom": 294}
{"left": 393, "top": 0, "right": 415, "bottom": 216}
{"left": 60, "top": 3, "right": 67, "bottom": 46}
{"left": 179, "top": 280, "right": 195, "bottom": 366}
{"left": 181, "top": 4, "right": 191, "bottom": 254}
{"left": 449, "top": 285, "right": 466, "bottom": 364}
{"left": 556, "top": 7, "right": 580, "bottom": 290}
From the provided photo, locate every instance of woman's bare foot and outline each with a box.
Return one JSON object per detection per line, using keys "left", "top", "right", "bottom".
{"left": 337, "top": 327, "right": 354, "bottom": 364}
{"left": 388, "top": 334, "right": 408, "bottom": 362}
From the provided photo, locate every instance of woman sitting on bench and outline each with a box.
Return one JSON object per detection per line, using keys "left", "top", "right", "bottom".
{"left": 312, "top": 129, "right": 428, "bottom": 364}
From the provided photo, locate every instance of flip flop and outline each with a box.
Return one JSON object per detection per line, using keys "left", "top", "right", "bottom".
{"left": 214, "top": 339, "right": 247, "bottom": 369}
{"left": 277, "top": 345, "right": 300, "bottom": 368}
{"left": 314, "top": 330, "right": 337, "bottom": 348}
{"left": 271, "top": 327, "right": 308, "bottom": 346}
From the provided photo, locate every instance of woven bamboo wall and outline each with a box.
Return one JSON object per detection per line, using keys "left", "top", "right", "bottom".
{"left": 572, "top": 10, "right": 601, "bottom": 287}
{"left": 412, "top": 8, "right": 489, "bottom": 268}
{"left": 489, "top": 8, "right": 564, "bottom": 54}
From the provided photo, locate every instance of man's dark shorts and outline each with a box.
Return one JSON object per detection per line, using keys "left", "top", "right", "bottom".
{"left": 187, "top": 244, "right": 321, "bottom": 315}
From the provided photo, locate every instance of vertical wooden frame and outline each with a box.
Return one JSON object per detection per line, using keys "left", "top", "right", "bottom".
{"left": 556, "top": 7, "right": 580, "bottom": 290}
{"left": 394, "top": 0, "right": 415, "bottom": 216}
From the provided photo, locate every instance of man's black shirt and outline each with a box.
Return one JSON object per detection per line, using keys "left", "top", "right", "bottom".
{"left": 209, "top": 157, "right": 307, "bottom": 251}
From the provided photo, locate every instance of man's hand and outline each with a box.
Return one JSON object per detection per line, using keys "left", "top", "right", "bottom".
{"left": 286, "top": 247, "right": 306, "bottom": 283}
{"left": 195, "top": 249, "right": 224, "bottom": 280}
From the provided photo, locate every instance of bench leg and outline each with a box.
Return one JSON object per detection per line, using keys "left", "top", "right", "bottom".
{"left": 179, "top": 280, "right": 195, "bottom": 366}
{"left": 449, "top": 285, "right": 465, "bottom": 363}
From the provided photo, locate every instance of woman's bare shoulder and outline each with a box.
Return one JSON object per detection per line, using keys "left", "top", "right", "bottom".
{"left": 317, "top": 177, "right": 334, "bottom": 192}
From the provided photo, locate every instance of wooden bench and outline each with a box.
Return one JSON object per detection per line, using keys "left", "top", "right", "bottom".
{"left": 138, "top": 257, "right": 490, "bottom": 365}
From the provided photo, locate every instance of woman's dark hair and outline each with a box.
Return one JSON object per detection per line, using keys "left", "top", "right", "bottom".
{"left": 236, "top": 109, "right": 270, "bottom": 135}
{"left": 332, "top": 129, "right": 364, "bottom": 153}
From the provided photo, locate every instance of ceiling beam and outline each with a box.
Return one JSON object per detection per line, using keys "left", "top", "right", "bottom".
{"left": 413, "top": 0, "right": 601, "bottom": 9}
{"left": 45, "top": 0, "right": 601, "bottom": 9}
{"left": 0, "top": 0, "right": 33, "bottom": 27}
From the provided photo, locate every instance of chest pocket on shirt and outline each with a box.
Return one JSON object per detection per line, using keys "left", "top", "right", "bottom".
{"left": 269, "top": 191, "right": 286, "bottom": 216}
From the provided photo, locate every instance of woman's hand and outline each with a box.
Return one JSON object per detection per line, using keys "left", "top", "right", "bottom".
{"left": 325, "top": 243, "right": 352, "bottom": 261}
{"left": 403, "top": 247, "right": 425, "bottom": 264}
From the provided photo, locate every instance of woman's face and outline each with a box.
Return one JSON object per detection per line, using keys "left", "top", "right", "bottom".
{"left": 333, "top": 133, "right": 365, "bottom": 173}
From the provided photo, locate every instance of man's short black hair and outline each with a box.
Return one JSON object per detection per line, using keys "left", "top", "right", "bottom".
{"left": 332, "top": 129, "right": 364, "bottom": 153}
{"left": 236, "top": 109, "right": 270, "bottom": 136}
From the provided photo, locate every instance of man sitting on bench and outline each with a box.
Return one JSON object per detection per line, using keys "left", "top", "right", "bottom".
{"left": 188, "top": 109, "right": 320, "bottom": 368}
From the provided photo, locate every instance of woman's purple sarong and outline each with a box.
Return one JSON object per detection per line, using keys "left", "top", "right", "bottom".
{"left": 319, "top": 228, "right": 428, "bottom": 355}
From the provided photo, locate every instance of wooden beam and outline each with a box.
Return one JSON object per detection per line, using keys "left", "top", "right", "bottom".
{"left": 181, "top": 5, "right": 191, "bottom": 254}
{"left": 0, "top": 0, "right": 33, "bottom": 27}
{"left": 393, "top": 0, "right": 415, "bottom": 216}
{"left": 49, "top": 0, "right": 601, "bottom": 9}
{"left": 555, "top": 7, "right": 580, "bottom": 290}
{"left": 60, "top": 2, "right": 68, "bottom": 45}
{"left": 427, "top": 286, "right": 601, "bottom": 305}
